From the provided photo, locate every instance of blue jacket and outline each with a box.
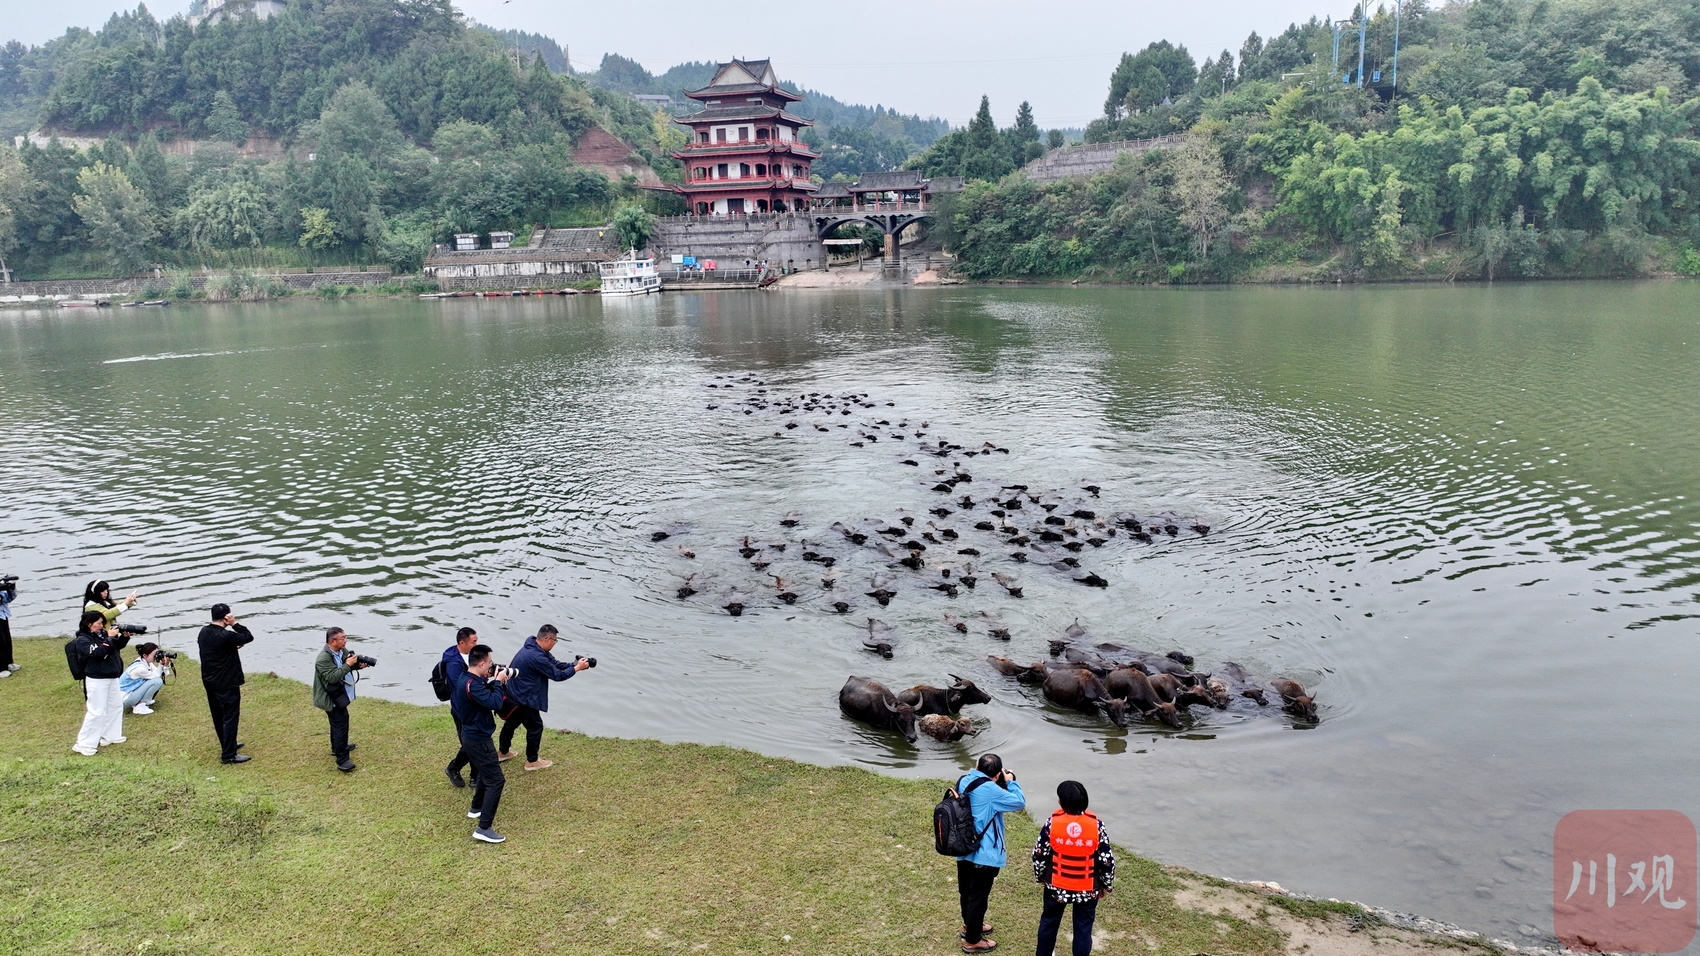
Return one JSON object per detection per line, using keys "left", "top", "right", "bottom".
{"left": 440, "top": 645, "right": 468, "bottom": 689}
{"left": 450, "top": 672, "right": 508, "bottom": 737}
{"left": 956, "top": 770, "right": 1027, "bottom": 868}
{"left": 0, "top": 587, "right": 12, "bottom": 621}
{"left": 505, "top": 635, "right": 578, "bottom": 712}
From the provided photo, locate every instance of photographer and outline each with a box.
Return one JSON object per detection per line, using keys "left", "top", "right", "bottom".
{"left": 497, "top": 624, "right": 592, "bottom": 771}
{"left": 0, "top": 574, "right": 17, "bottom": 678}
{"left": 452, "top": 644, "right": 514, "bottom": 844}
{"left": 311, "top": 627, "right": 368, "bottom": 773}
{"left": 442, "top": 627, "right": 479, "bottom": 789}
{"left": 197, "top": 603, "right": 253, "bottom": 765}
{"left": 120, "top": 642, "right": 171, "bottom": 715}
{"left": 953, "top": 753, "right": 1027, "bottom": 954}
{"left": 83, "top": 580, "right": 139, "bottom": 628}
{"left": 71, "top": 610, "right": 131, "bottom": 756}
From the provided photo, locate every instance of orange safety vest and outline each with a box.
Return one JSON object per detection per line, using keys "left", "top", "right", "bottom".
{"left": 1046, "top": 810, "right": 1101, "bottom": 893}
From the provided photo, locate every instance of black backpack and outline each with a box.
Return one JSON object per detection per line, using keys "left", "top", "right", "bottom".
{"left": 64, "top": 637, "right": 87, "bottom": 681}
{"left": 428, "top": 660, "right": 452, "bottom": 701}
{"left": 933, "top": 775, "right": 995, "bottom": 856}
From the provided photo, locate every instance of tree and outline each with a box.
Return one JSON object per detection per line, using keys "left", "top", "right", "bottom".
{"left": 1171, "top": 135, "right": 1234, "bottom": 261}
{"left": 206, "top": 91, "right": 250, "bottom": 144}
{"left": 176, "top": 178, "right": 267, "bottom": 252}
{"left": 613, "top": 203, "right": 654, "bottom": 251}
{"left": 1047, "top": 130, "right": 1065, "bottom": 149}
{"left": 298, "top": 206, "right": 337, "bottom": 250}
{"left": 0, "top": 147, "right": 31, "bottom": 278}
{"left": 71, "top": 162, "right": 156, "bottom": 275}
{"left": 963, "top": 96, "right": 1013, "bottom": 181}
{"left": 1007, "top": 101, "right": 1045, "bottom": 167}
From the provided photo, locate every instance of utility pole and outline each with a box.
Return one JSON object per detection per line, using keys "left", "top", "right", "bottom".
{"left": 1391, "top": 0, "right": 1402, "bottom": 91}
{"left": 1356, "top": 10, "right": 1367, "bottom": 87}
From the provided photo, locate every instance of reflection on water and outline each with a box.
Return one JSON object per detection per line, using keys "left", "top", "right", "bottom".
{"left": 3, "top": 283, "right": 1699, "bottom": 940}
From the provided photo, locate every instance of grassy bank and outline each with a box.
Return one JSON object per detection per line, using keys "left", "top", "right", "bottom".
{"left": 0, "top": 636, "right": 1408, "bottom": 955}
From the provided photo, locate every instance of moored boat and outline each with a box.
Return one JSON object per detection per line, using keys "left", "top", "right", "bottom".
{"left": 598, "top": 250, "right": 660, "bottom": 297}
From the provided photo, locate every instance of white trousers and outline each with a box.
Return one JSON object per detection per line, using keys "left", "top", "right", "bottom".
{"left": 75, "top": 678, "right": 125, "bottom": 753}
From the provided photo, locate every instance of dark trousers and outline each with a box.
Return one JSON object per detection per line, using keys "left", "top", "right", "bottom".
{"left": 1036, "top": 890, "right": 1098, "bottom": 956}
{"left": 0, "top": 617, "right": 12, "bottom": 668}
{"left": 460, "top": 730, "right": 505, "bottom": 830}
{"left": 957, "top": 860, "right": 1000, "bottom": 944}
{"left": 447, "top": 709, "right": 478, "bottom": 783}
{"left": 498, "top": 704, "right": 544, "bottom": 761}
{"left": 327, "top": 704, "right": 350, "bottom": 760}
{"left": 203, "top": 683, "right": 242, "bottom": 760}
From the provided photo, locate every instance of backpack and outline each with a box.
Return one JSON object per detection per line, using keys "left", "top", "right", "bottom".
{"left": 65, "top": 636, "right": 87, "bottom": 681}
{"left": 428, "top": 660, "right": 452, "bottom": 701}
{"left": 933, "top": 775, "right": 995, "bottom": 856}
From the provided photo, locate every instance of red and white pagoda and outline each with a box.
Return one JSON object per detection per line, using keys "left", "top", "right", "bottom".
{"left": 672, "top": 59, "right": 819, "bottom": 215}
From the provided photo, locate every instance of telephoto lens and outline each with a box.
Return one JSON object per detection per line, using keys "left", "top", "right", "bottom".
{"left": 159, "top": 651, "right": 178, "bottom": 660}
{"left": 354, "top": 654, "right": 377, "bottom": 667}
{"left": 118, "top": 623, "right": 148, "bottom": 635}
{"left": 577, "top": 655, "right": 598, "bottom": 668}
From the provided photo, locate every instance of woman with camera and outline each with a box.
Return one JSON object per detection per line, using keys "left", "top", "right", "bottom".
{"left": 84, "top": 580, "right": 139, "bottom": 627}
{"left": 72, "top": 610, "right": 131, "bottom": 755}
{"left": 120, "top": 642, "right": 171, "bottom": 715}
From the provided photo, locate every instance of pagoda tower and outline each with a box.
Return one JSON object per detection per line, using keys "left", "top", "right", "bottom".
{"left": 672, "top": 59, "right": 819, "bottom": 216}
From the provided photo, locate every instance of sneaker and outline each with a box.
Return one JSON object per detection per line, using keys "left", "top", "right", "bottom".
{"left": 0, "top": 670, "right": 9, "bottom": 678}
{"left": 445, "top": 767, "right": 466, "bottom": 788}
{"left": 497, "top": 750, "right": 519, "bottom": 762}
{"left": 100, "top": 736, "right": 127, "bottom": 745}
{"left": 524, "top": 759, "right": 554, "bottom": 771}
{"left": 71, "top": 746, "right": 98, "bottom": 756}
{"left": 5, "top": 663, "right": 17, "bottom": 672}
{"left": 467, "top": 810, "right": 483, "bottom": 819}
{"left": 132, "top": 704, "right": 154, "bottom": 715}
{"left": 472, "top": 827, "right": 506, "bottom": 844}
{"left": 337, "top": 759, "right": 356, "bottom": 773}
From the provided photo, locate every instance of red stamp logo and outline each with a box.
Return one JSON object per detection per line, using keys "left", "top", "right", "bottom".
{"left": 1554, "top": 810, "right": 1695, "bottom": 953}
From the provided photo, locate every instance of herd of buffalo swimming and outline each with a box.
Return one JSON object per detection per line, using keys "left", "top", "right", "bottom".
{"left": 651, "top": 372, "right": 1320, "bottom": 745}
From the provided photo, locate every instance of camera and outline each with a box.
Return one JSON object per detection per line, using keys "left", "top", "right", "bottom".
{"left": 353, "top": 654, "right": 377, "bottom": 668}
{"left": 157, "top": 650, "right": 178, "bottom": 661}
{"left": 491, "top": 664, "right": 515, "bottom": 679}
{"left": 118, "top": 623, "right": 148, "bottom": 636}
{"left": 574, "top": 655, "right": 598, "bottom": 668}
{"left": 0, "top": 574, "right": 16, "bottom": 597}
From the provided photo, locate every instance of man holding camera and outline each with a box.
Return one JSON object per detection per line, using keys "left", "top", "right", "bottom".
{"left": 312, "top": 627, "right": 369, "bottom": 773}
{"left": 71, "top": 610, "right": 132, "bottom": 755}
{"left": 197, "top": 603, "right": 254, "bottom": 764}
{"left": 497, "top": 624, "right": 592, "bottom": 771}
{"left": 954, "top": 753, "right": 1027, "bottom": 954}
{"left": 452, "top": 644, "right": 515, "bottom": 844}
{"left": 442, "top": 627, "right": 478, "bottom": 788}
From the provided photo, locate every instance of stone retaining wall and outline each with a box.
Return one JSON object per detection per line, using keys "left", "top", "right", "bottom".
{"left": 1021, "top": 135, "right": 1187, "bottom": 182}
{"left": 652, "top": 215, "right": 823, "bottom": 271}
{"left": 0, "top": 270, "right": 395, "bottom": 302}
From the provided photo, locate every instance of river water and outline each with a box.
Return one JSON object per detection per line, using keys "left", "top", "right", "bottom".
{"left": 3, "top": 284, "right": 1698, "bottom": 939}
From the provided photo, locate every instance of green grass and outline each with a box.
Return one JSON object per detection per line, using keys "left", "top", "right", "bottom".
{"left": 0, "top": 638, "right": 1288, "bottom": 955}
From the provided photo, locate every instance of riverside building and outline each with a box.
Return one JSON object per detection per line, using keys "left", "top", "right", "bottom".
{"left": 672, "top": 59, "right": 819, "bottom": 216}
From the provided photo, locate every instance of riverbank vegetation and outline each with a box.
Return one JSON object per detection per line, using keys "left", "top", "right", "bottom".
{"left": 0, "top": 636, "right": 1313, "bottom": 955}
{"left": 911, "top": 0, "right": 1700, "bottom": 282}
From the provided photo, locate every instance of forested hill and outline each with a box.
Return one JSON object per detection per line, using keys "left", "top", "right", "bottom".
{"left": 908, "top": 0, "right": 1700, "bottom": 283}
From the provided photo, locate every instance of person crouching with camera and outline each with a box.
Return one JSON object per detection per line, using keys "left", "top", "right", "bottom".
{"left": 120, "top": 642, "right": 173, "bottom": 715}
{"left": 312, "top": 627, "right": 371, "bottom": 773}
{"left": 72, "top": 610, "right": 132, "bottom": 755}
{"left": 452, "top": 645, "right": 515, "bottom": 844}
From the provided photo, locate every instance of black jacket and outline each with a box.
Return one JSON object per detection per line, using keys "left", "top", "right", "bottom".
{"left": 197, "top": 623, "right": 253, "bottom": 689}
{"left": 74, "top": 628, "right": 130, "bottom": 679}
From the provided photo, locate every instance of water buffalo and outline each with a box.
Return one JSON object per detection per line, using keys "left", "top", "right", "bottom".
{"left": 1271, "top": 678, "right": 1318, "bottom": 721}
{"left": 1148, "top": 672, "right": 1220, "bottom": 710}
{"left": 990, "top": 572, "right": 1023, "bottom": 598}
{"left": 918, "top": 715, "right": 976, "bottom": 742}
{"left": 1042, "top": 666, "right": 1128, "bottom": 727}
{"left": 861, "top": 618, "right": 897, "bottom": 659}
{"left": 973, "top": 612, "right": 1010, "bottom": 641}
{"left": 1202, "top": 676, "right": 1232, "bottom": 708}
{"left": 839, "top": 676, "right": 920, "bottom": 742}
{"left": 1219, "top": 662, "right": 1269, "bottom": 705}
{"left": 1104, "top": 667, "right": 1182, "bottom": 728}
{"left": 897, "top": 676, "right": 992, "bottom": 716}
{"left": 986, "top": 655, "right": 1047, "bottom": 684}
{"left": 1057, "top": 645, "right": 1115, "bottom": 675}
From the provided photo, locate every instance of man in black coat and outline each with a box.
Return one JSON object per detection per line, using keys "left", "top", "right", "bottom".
{"left": 197, "top": 603, "right": 254, "bottom": 764}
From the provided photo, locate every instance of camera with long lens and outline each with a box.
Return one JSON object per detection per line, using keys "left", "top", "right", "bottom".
{"left": 574, "top": 655, "right": 598, "bottom": 669}
{"left": 0, "top": 574, "right": 16, "bottom": 597}
{"left": 353, "top": 654, "right": 377, "bottom": 668}
{"left": 118, "top": 623, "right": 148, "bottom": 636}
{"left": 157, "top": 650, "right": 178, "bottom": 661}
{"left": 490, "top": 664, "right": 515, "bottom": 679}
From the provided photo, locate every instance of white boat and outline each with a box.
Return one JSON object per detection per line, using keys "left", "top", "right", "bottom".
{"left": 598, "top": 250, "right": 661, "bottom": 297}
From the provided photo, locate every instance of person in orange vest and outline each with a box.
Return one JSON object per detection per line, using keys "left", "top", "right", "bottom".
{"left": 1030, "top": 780, "right": 1116, "bottom": 956}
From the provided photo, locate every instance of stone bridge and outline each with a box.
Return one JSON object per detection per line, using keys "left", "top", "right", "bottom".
{"left": 809, "top": 202, "right": 936, "bottom": 269}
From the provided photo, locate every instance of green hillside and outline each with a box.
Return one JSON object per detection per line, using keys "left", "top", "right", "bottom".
{"left": 909, "top": 0, "right": 1700, "bottom": 283}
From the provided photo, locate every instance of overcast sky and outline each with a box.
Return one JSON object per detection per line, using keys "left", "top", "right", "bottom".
{"left": 9, "top": 0, "right": 1347, "bottom": 128}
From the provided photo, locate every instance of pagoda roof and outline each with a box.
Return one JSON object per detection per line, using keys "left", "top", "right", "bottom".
{"left": 813, "top": 182, "right": 853, "bottom": 199}
{"left": 924, "top": 176, "right": 966, "bottom": 194}
{"left": 675, "top": 103, "right": 815, "bottom": 128}
{"left": 684, "top": 58, "right": 803, "bottom": 103}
